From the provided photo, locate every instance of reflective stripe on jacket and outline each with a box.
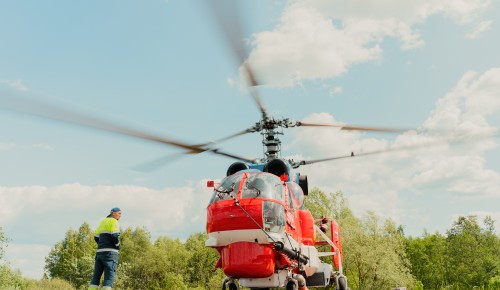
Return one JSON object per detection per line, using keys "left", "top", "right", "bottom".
{"left": 94, "top": 217, "right": 120, "bottom": 253}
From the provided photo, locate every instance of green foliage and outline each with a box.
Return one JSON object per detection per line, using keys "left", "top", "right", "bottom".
{"left": 489, "top": 276, "right": 500, "bottom": 289}
{"left": 406, "top": 232, "right": 448, "bottom": 289}
{"left": 114, "top": 228, "right": 191, "bottom": 290}
{"left": 184, "top": 232, "right": 220, "bottom": 289}
{"left": 163, "top": 273, "right": 187, "bottom": 290}
{"left": 26, "top": 278, "right": 75, "bottom": 290}
{"left": 116, "top": 229, "right": 223, "bottom": 289}
{"left": 0, "top": 227, "right": 8, "bottom": 261}
{"left": 44, "top": 222, "right": 96, "bottom": 289}
{"left": 407, "top": 215, "right": 500, "bottom": 290}
{"left": 0, "top": 229, "right": 26, "bottom": 290}
{"left": 0, "top": 265, "right": 27, "bottom": 290}
{"left": 445, "top": 216, "right": 500, "bottom": 289}
{"left": 206, "top": 269, "right": 227, "bottom": 290}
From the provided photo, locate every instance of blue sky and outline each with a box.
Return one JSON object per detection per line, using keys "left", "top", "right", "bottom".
{"left": 1, "top": 0, "right": 499, "bottom": 279}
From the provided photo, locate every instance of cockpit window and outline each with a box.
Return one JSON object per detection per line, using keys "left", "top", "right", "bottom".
{"left": 209, "top": 173, "right": 242, "bottom": 203}
{"left": 286, "top": 182, "right": 305, "bottom": 209}
{"left": 241, "top": 173, "right": 284, "bottom": 202}
{"left": 209, "top": 172, "right": 285, "bottom": 203}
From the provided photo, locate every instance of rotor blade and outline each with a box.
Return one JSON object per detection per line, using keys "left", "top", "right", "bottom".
{"left": 0, "top": 89, "right": 258, "bottom": 163}
{"left": 132, "top": 152, "right": 188, "bottom": 172}
{"left": 0, "top": 90, "right": 206, "bottom": 152}
{"left": 208, "top": 148, "right": 258, "bottom": 164}
{"left": 297, "top": 131, "right": 499, "bottom": 167}
{"left": 134, "top": 146, "right": 259, "bottom": 172}
{"left": 194, "top": 127, "right": 256, "bottom": 147}
{"left": 207, "top": 1, "right": 269, "bottom": 120}
{"left": 297, "top": 121, "right": 408, "bottom": 133}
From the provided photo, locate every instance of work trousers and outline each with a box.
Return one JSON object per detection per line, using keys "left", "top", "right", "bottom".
{"left": 89, "top": 251, "right": 118, "bottom": 289}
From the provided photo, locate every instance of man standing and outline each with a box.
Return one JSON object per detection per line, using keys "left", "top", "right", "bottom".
{"left": 88, "top": 207, "right": 122, "bottom": 290}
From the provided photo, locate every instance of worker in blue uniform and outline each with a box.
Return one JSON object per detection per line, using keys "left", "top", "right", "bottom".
{"left": 88, "top": 207, "right": 122, "bottom": 290}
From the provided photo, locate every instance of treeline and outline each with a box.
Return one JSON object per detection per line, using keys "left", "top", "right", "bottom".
{"left": 0, "top": 188, "right": 499, "bottom": 290}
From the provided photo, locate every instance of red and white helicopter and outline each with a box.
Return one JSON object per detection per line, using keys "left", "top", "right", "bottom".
{"left": 204, "top": 124, "right": 349, "bottom": 290}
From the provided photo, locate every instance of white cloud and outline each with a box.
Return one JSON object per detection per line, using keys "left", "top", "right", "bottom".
{"left": 465, "top": 20, "right": 492, "bottom": 39}
{"left": 0, "top": 79, "right": 28, "bottom": 92}
{"left": 5, "top": 244, "right": 51, "bottom": 279}
{"left": 329, "top": 86, "right": 343, "bottom": 96}
{"left": 288, "top": 68, "right": 500, "bottom": 225}
{"left": 244, "top": 0, "right": 492, "bottom": 87}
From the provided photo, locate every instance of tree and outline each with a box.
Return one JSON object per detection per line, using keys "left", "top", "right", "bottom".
{"left": 0, "top": 226, "right": 8, "bottom": 262}
{"left": 184, "top": 232, "right": 221, "bottom": 289}
{"left": 114, "top": 227, "right": 191, "bottom": 290}
{"left": 445, "top": 215, "right": 500, "bottom": 289}
{"left": 0, "top": 265, "right": 27, "bottom": 290}
{"left": 44, "top": 222, "right": 96, "bottom": 289}
{"left": 0, "top": 227, "right": 28, "bottom": 290}
{"left": 406, "top": 231, "right": 448, "bottom": 289}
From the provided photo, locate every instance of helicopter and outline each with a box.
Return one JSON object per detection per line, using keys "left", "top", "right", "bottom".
{"left": 203, "top": 113, "right": 350, "bottom": 290}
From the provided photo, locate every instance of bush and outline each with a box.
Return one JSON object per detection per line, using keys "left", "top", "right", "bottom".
{"left": 26, "top": 278, "right": 75, "bottom": 290}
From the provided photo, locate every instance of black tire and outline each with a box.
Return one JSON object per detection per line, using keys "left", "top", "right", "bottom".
{"left": 337, "top": 276, "right": 347, "bottom": 290}
{"left": 286, "top": 280, "right": 297, "bottom": 290}
{"left": 227, "top": 282, "right": 239, "bottom": 290}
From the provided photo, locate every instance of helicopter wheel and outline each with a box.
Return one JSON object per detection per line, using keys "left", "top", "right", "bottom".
{"left": 337, "top": 276, "right": 348, "bottom": 290}
{"left": 222, "top": 278, "right": 239, "bottom": 290}
{"left": 285, "top": 280, "right": 297, "bottom": 290}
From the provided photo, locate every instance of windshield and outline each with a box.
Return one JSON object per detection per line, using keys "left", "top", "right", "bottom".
{"left": 241, "top": 173, "right": 284, "bottom": 201}
{"left": 209, "top": 173, "right": 242, "bottom": 203}
{"left": 209, "top": 172, "right": 285, "bottom": 203}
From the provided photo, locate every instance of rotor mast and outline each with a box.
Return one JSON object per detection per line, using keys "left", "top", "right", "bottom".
{"left": 253, "top": 117, "right": 301, "bottom": 163}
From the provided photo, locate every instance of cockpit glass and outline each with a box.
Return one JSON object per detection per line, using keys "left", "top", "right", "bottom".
{"left": 209, "top": 173, "right": 242, "bottom": 203}
{"left": 209, "top": 172, "right": 285, "bottom": 203}
{"left": 241, "top": 173, "right": 284, "bottom": 201}
{"left": 262, "top": 201, "right": 285, "bottom": 233}
{"left": 286, "top": 182, "right": 305, "bottom": 209}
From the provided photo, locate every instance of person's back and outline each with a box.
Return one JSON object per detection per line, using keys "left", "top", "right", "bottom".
{"left": 89, "top": 207, "right": 122, "bottom": 290}
{"left": 96, "top": 216, "right": 120, "bottom": 252}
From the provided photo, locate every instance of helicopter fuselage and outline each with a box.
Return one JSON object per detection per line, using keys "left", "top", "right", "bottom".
{"left": 205, "top": 167, "right": 339, "bottom": 289}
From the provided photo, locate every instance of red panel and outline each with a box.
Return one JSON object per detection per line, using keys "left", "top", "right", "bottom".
{"left": 330, "top": 219, "right": 343, "bottom": 269}
{"left": 221, "top": 242, "right": 275, "bottom": 278}
{"left": 298, "top": 210, "right": 315, "bottom": 246}
{"left": 206, "top": 199, "right": 264, "bottom": 233}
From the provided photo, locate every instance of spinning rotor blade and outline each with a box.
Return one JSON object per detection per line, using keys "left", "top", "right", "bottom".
{"left": 135, "top": 145, "right": 258, "bottom": 172}
{"left": 133, "top": 152, "right": 188, "bottom": 172}
{"left": 297, "top": 131, "right": 499, "bottom": 167}
{"left": 195, "top": 127, "right": 256, "bottom": 147}
{"left": 0, "top": 90, "right": 257, "bottom": 164}
{"left": 207, "top": 1, "right": 269, "bottom": 121}
{"left": 297, "top": 121, "right": 408, "bottom": 133}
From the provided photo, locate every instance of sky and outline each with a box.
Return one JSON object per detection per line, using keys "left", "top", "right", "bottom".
{"left": 0, "top": 0, "right": 499, "bottom": 279}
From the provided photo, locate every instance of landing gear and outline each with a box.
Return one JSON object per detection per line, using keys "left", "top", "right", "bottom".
{"left": 222, "top": 277, "right": 239, "bottom": 290}
{"left": 336, "top": 275, "right": 348, "bottom": 290}
{"left": 285, "top": 280, "right": 297, "bottom": 290}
